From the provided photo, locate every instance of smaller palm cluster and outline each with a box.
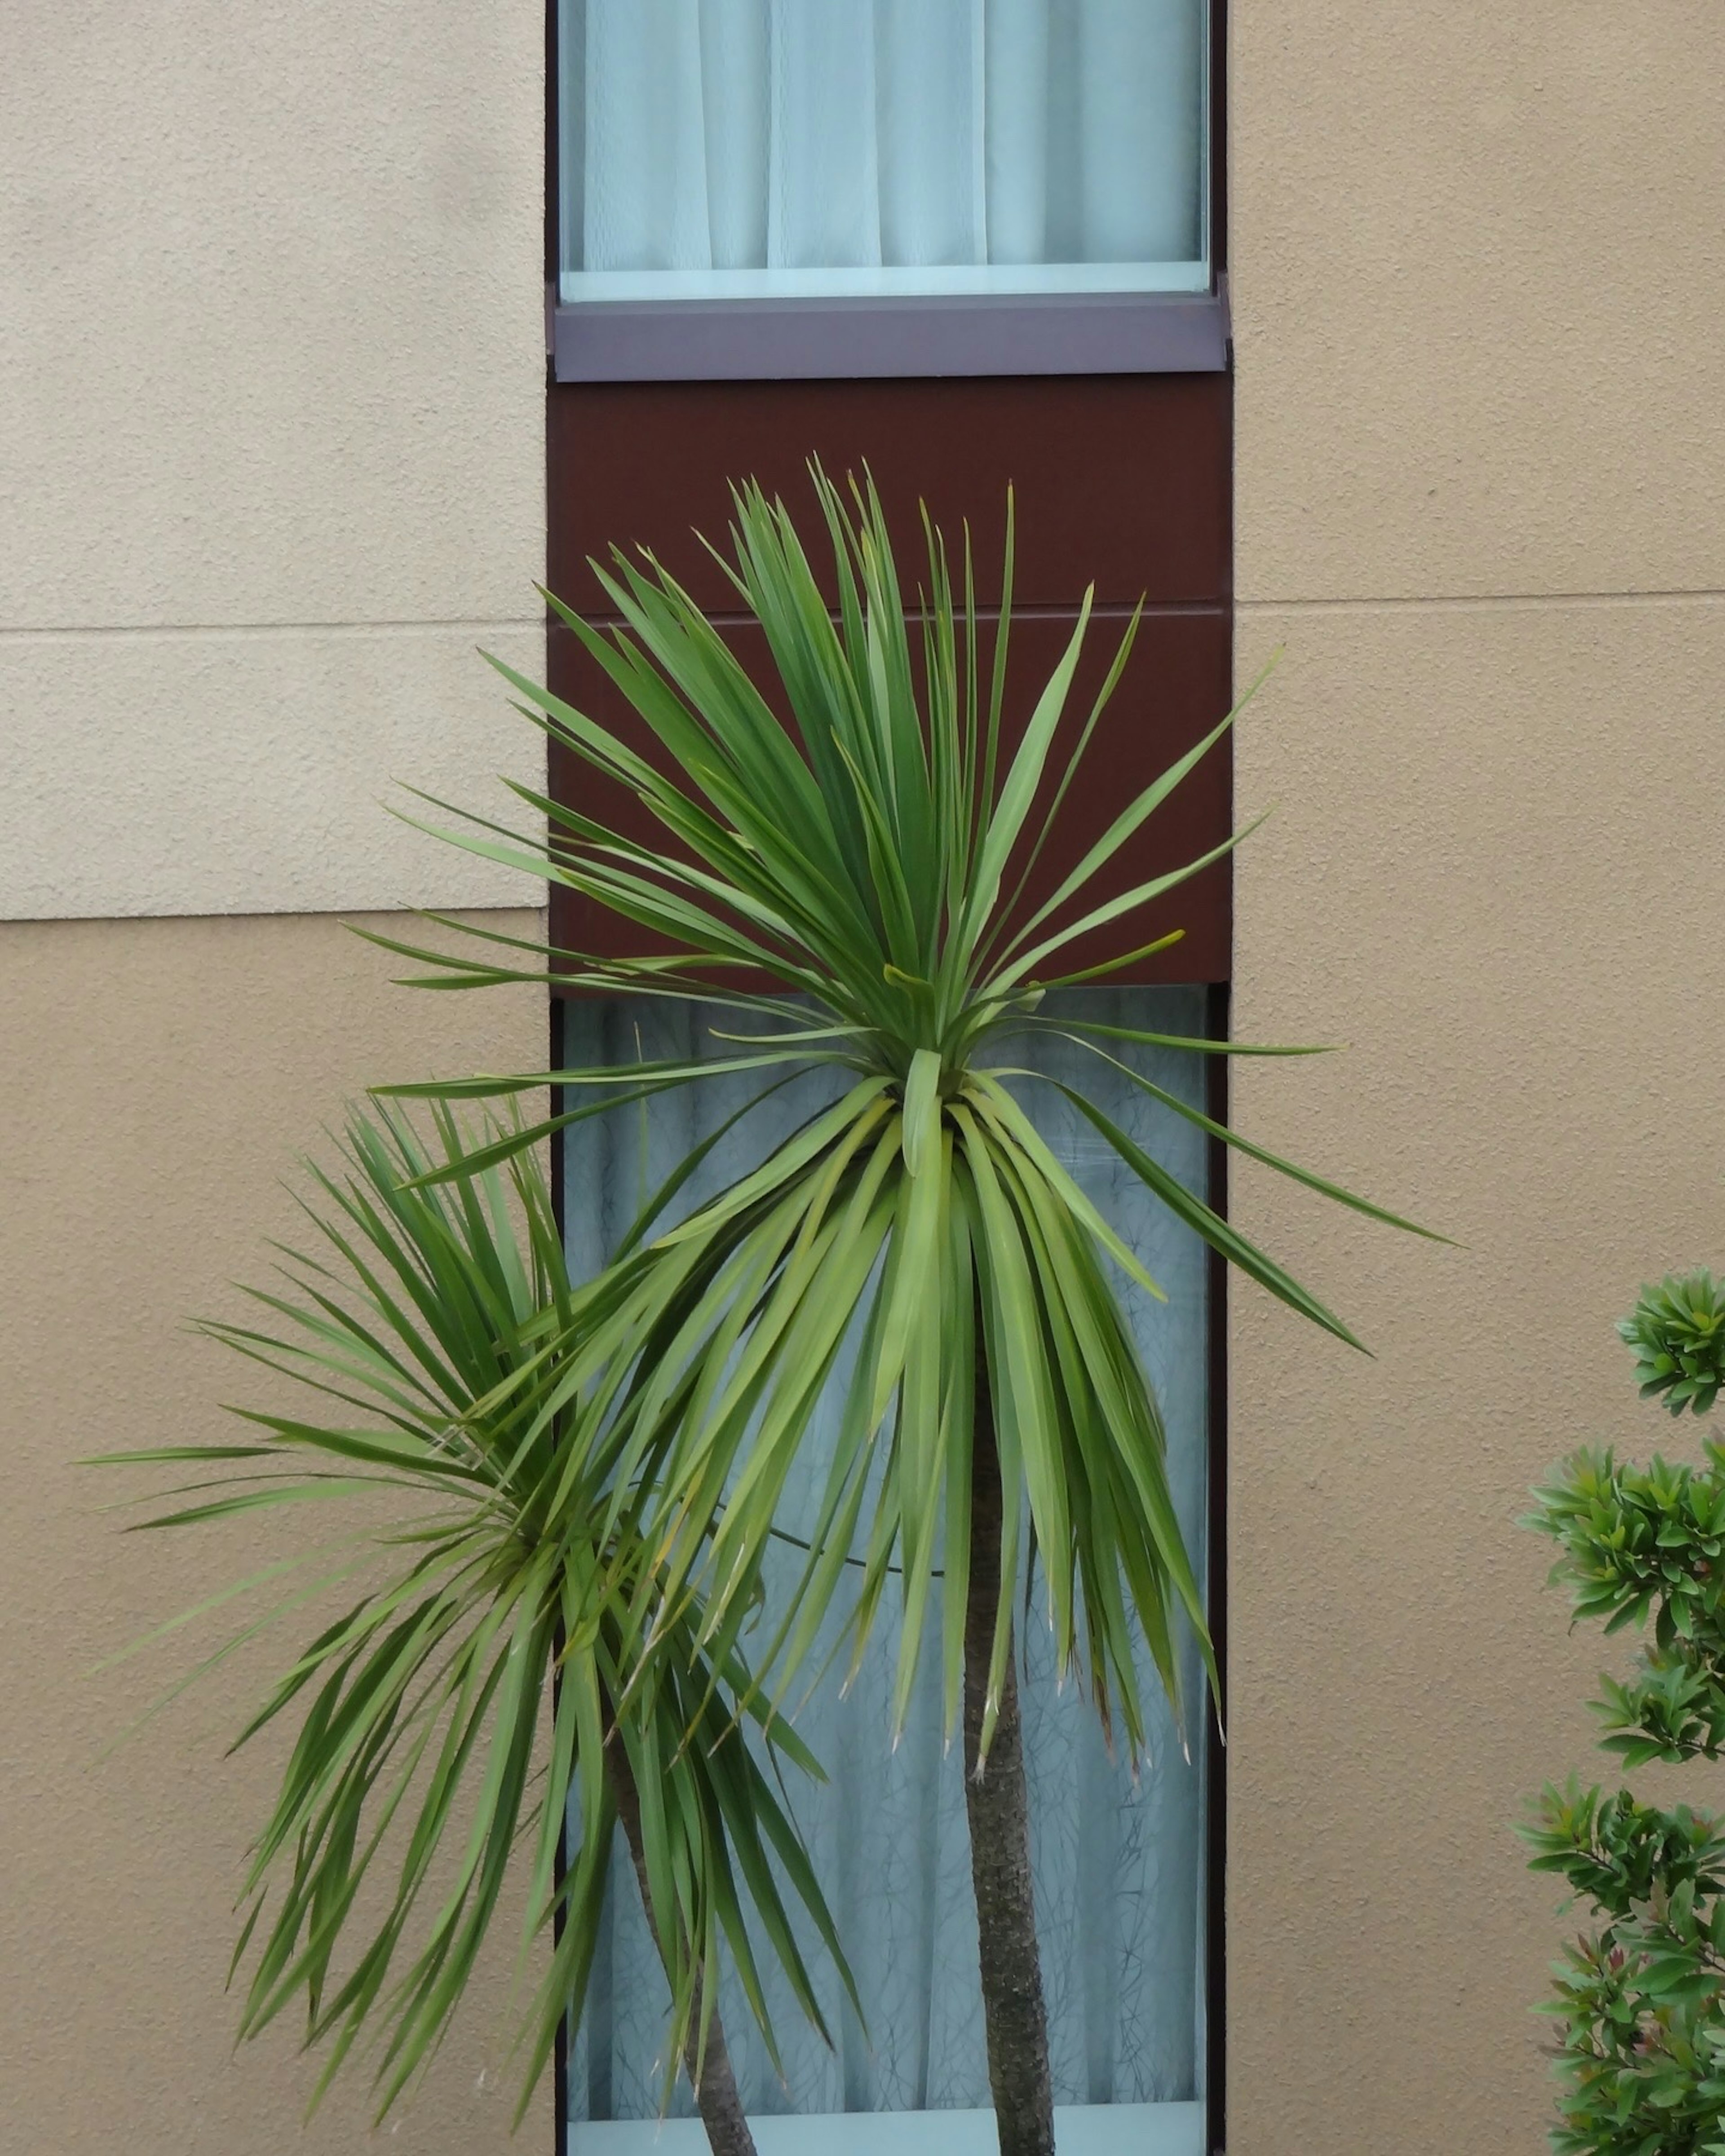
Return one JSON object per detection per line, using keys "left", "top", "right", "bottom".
{"left": 99, "top": 1110, "right": 851, "bottom": 2134}
{"left": 1525, "top": 1272, "right": 1725, "bottom": 2155}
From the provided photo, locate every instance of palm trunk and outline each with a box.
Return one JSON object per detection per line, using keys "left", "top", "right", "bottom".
{"left": 606, "top": 1745, "right": 757, "bottom": 2156}
{"left": 964, "top": 1339, "right": 1057, "bottom": 2156}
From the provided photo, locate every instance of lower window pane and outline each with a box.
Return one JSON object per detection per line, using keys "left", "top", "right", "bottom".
{"left": 561, "top": 988, "right": 1211, "bottom": 2133}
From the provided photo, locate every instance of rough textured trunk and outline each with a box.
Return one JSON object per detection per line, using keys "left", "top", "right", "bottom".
{"left": 606, "top": 1745, "right": 758, "bottom": 2156}
{"left": 964, "top": 1341, "right": 1057, "bottom": 2156}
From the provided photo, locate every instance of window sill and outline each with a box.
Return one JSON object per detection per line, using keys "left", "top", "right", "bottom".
{"left": 548, "top": 285, "right": 1230, "bottom": 384}
{"left": 569, "top": 2099, "right": 1205, "bottom": 2153}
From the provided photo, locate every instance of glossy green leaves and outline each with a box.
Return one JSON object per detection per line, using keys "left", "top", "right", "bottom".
{"left": 1621, "top": 1270, "right": 1725, "bottom": 1419}
{"left": 1526, "top": 1287, "right": 1725, "bottom": 2152}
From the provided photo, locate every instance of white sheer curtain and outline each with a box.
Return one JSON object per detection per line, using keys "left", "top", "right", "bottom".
{"left": 558, "top": 0, "right": 1208, "bottom": 299}
{"left": 563, "top": 988, "right": 1209, "bottom": 2135}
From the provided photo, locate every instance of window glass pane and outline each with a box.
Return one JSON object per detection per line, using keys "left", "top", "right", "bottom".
{"left": 562, "top": 987, "right": 1210, "bottom": 2140}
{"left": 558, "top": 0, "right": 1210, "bottom": 303}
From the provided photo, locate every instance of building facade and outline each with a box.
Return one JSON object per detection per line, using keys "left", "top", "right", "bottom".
{"left": 5, "top": 6, "right": 1725, "bottom": 2152}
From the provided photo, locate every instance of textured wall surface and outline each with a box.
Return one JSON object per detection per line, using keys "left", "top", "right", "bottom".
{"left": 0, "top": 0, "right": 545, "bottom": 918}
{"left": 1233, "top": 2, "right": 1725, "bottom": 604}
{"left": 1229, "top": 4, "right": 1725, "bottom": 2150}
{"left": 0, "top": 2, "right": 551, "bottom": 2135}
{"left": 12, "top": 0, "right": 1725, "bottom": 2150}
{"left": 0, "top": 912, "right": 551, "bottom": 2156}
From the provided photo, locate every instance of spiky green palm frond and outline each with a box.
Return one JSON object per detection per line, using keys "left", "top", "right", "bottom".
{"left": 93, "top": 1105, "right": 851, "bottom": 2121}
{"left": 374, "top": 471, "right": 1440, "bottom": 1762}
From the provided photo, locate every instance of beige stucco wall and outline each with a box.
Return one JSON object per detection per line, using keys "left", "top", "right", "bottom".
{"left": 10, "top": 0, "right": 1725, "bottom": 2151}
{"left": 0, "top": 1, "right": 545, "bottom": 918}
{"left": 0, "top": 912, "right": 551, "bottom": 2156}
{"left": 1, "top": 4, "right": 552, "bottom": 2149}
{"left": 1229, "top": 5, "right": 1725, "bottom": 2151}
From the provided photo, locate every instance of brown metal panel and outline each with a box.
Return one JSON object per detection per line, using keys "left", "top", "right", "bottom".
{"left": 544, "top": 604, "right": 1230, "bottom": 987}
{"left": 544, "top": 370, "right": 1233, "bottom": 985}
{"left": 547, "top": 375, "right": 1230, "bottom": 617}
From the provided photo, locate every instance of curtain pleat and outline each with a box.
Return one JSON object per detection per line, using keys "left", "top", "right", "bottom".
{"left": 871, "top": 0, "right": 986, "bottom": 268}
{"left": 982, "top": 0, "right": 1051, "bottom": 265}
{"left": 699, "top": 0, "right": 770, "bottom": 266}
{"left": 769, "top": 5, "right": 881, "bottom": 267}
{"left": 563, "top": 0, "right": 1204, "bottom": 278}
{"left": 1076, "top": 0, "right": 1205, "bottom": 262}
{"left": 581, "top": 0, "right": 708, "bottom": 271}
{"left": 564, "top": 990, "right": 1208, "bottom": 2125}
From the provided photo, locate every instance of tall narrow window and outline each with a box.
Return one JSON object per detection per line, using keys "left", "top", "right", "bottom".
{"left": 562, "top": 989, "right": 1211, "bottom": 2154}
{"left": 557, "top": 0, "right": 1211, "bottom": 305}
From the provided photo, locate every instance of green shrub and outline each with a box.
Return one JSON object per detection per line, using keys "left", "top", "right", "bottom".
{"left": 1523, "top": 1276, "right": 1725, "bottom": 2154}
{"left": 1620, "top": 1272, "right": 1725, "bottom": 1421}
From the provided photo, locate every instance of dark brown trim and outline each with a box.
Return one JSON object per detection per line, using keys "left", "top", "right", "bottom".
{"left": 548, "top": 14, "right": 570, "bottom": 2145}
{"left": 547, "top": 373, "right": 1231, "bottom": 616}
{"left": 548, "top": 32, "right": 571, "bottom": 2147}
{"left": 1205, "top": 25, "right": 1230, "bottom": 2130}
{"left": 549, "top": 987, "right": 571, "bottom": 2156}
{"left": 1203, "top": 980, "right": 1231, "bottom": 2156}
{"left": 545, "top": 592, "right": 1232, "bottom": 988}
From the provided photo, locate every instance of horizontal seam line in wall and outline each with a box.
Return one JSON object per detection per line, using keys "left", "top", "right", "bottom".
{"left": 0, "top": 618, "right": 548, "bottom": 644}
{"left": 560, "top": 600, "right": 1230, "bottom": 630}
{"left": 16, "top": 592, "right": 1723, "bottom": 633}
{"left": 1238, "top": 588, "right": 1725, "bottom": 614}
{"left": 0, "top": 902, "right": 551, "bottom": 930}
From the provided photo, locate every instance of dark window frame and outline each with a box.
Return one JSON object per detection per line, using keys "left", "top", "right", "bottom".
{"left": 546, "top": 10, "right": 1231, "bottom": 2147}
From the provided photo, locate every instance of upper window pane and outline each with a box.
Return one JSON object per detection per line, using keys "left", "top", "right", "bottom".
{"left": 557, "top": 0, "right": 1211, "bottom": 303}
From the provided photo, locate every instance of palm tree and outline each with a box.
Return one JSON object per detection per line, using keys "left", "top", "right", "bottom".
{"left": 96, "top": 1105, "right": 855, "bottom": 2154}
{"left": 376, "top": 473, "right": 1435, "bottom": 2154}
